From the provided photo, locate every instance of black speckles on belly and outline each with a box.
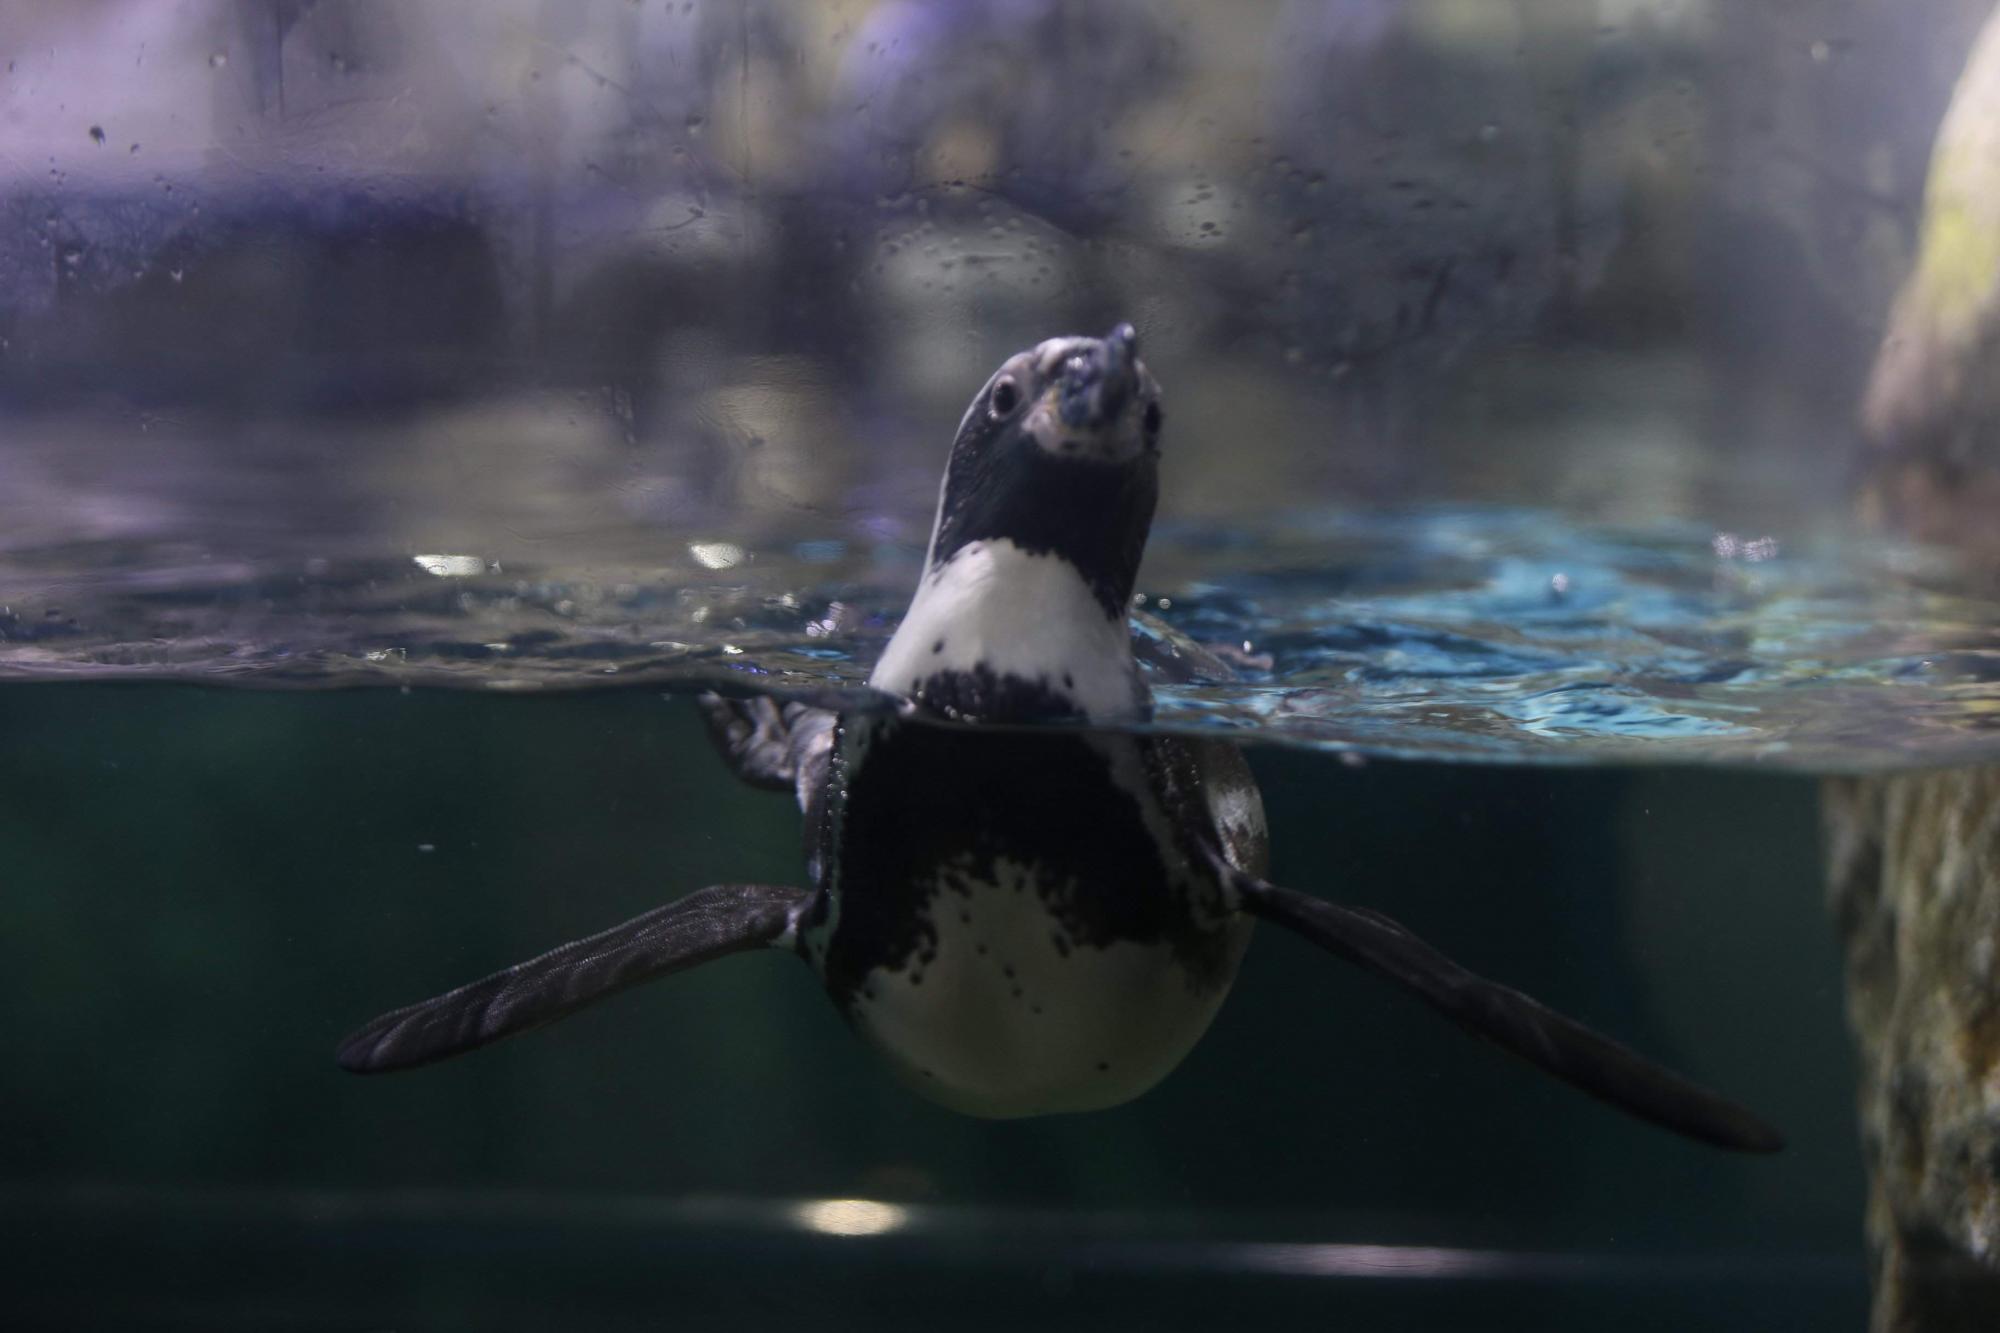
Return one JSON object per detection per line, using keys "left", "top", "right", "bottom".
{"left": 816, "top": 719, "right": 1232, "bottom": 1012}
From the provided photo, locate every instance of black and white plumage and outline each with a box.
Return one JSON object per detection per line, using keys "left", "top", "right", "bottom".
{"left": 338, "top": 326, "right": 1782, "bottom": 1153}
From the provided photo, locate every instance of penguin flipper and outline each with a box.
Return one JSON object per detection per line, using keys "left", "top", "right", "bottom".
{"left": 1224, "top": 869, "right": 1784, "bottom": 1154}
{"left": 699, "top": 694, "right": 836, "bottom": 812}
{"left": 337, "top": 882, "right": 809, "bottom": 1074}
{"left": 699, "top": 694, "right": 803, "bottom": 792}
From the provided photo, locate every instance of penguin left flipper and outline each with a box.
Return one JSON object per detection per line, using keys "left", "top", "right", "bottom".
{"left": 337, "top": 883, "right": 809, "bottom": 1075}
{"left": 1221, "top": 865, "right": 1785, "bottom": 1154}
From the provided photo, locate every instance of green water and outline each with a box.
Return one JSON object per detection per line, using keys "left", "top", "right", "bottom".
{"left": 2, "top": 685, "right": 1864, "bottom": 1329}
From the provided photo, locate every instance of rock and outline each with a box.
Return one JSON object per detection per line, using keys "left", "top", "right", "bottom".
{"left": 1859, "top": 9, "right": 2000, "bottom": 562}
{"left": 1826, "top": 769, "right": 2000, "bottom": 1331}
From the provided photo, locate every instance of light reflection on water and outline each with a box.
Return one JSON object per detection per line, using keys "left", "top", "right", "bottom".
{"left": 1, "top": 1182, "right": 1855, "bottom": 1286}
{"left": 2, "top": 491, "right": 1994, "bottom": 773}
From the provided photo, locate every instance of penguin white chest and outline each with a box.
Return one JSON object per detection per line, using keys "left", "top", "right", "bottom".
{"left": 868, "top": 538, "right": 1146, "bottom": 722}
{"left": 843, "top": 856, "right": 1251, "bottom": 1118}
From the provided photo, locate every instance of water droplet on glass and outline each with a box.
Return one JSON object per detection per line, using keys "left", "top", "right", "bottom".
{"left": 689, "top": 541, "right": 745, "bottom": 571}
{"left": 685, "top": 112, "right": 705, "bottom": 136}
{"left": 412, "top": 554, "right": 485, "bottom": 578}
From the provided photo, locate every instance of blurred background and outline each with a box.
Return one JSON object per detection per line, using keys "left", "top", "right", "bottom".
{"left": 4, "top": 0, "right": 1992, "bottom": 552}
{"left": 7, "top": 1, "right": 1998, "bottom": 1328}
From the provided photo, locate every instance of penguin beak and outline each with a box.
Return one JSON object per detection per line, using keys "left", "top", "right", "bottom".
{"left": 1058, "top": 322, "right": 1141, "bottom": 430}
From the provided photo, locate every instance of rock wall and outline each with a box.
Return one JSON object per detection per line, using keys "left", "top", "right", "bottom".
{"left": 1826, "top": 769, "right": 2000, "bottom": 1331}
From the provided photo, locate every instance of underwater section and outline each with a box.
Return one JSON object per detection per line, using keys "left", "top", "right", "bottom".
{"left": 0, "top": 684, "right": 1866, "bottom": 1330}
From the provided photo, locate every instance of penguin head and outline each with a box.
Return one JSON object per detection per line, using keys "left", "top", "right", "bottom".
{"left": 925, "top": 323, "right": 1163, "bottom": 618}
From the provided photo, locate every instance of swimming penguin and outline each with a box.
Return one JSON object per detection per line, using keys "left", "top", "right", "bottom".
{"left": 338, "top": 325, "right": 1783, "bottom": 1152}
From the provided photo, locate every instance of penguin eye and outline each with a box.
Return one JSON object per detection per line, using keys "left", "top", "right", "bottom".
{"left": 1142, "top": 401, "right": 1163, "bottom": 440}
{"left": 989, "top": 376, "right": 1021, "bottom": 419}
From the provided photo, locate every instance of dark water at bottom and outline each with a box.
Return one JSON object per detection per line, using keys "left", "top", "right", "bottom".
{"left": 2, "top": 685, "right": 1865, "bottom": 1330}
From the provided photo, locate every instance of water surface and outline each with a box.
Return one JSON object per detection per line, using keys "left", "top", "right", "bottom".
{"left": 4, "top": 438, "right": 1993, "bottom": 772}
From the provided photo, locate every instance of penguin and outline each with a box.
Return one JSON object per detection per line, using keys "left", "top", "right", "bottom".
{"left": 337, "top": 324, "right": 1783, "bottom": 1153}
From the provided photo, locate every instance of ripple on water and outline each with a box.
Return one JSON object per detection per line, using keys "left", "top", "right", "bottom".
{"left": 1, "top": 504, "right": 1996, "bottom": 774}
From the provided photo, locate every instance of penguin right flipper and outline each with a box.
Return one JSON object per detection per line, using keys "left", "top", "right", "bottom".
{"left": 1220, "top": 865, "right": 1784, "bottom": 1154}
{"left": 336, "top": 882, "right": 810, "bottom": 1074}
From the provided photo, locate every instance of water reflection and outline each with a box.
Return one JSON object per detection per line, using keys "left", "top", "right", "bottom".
{"left": 793, "top": 1196, "right": 911, "bottom": 1237}
{"left": 0, "top": 1181, "right": 1856, "bottom": 1287}
{"left": 4, "top": 462, "right": 1995, "bottom": 771}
